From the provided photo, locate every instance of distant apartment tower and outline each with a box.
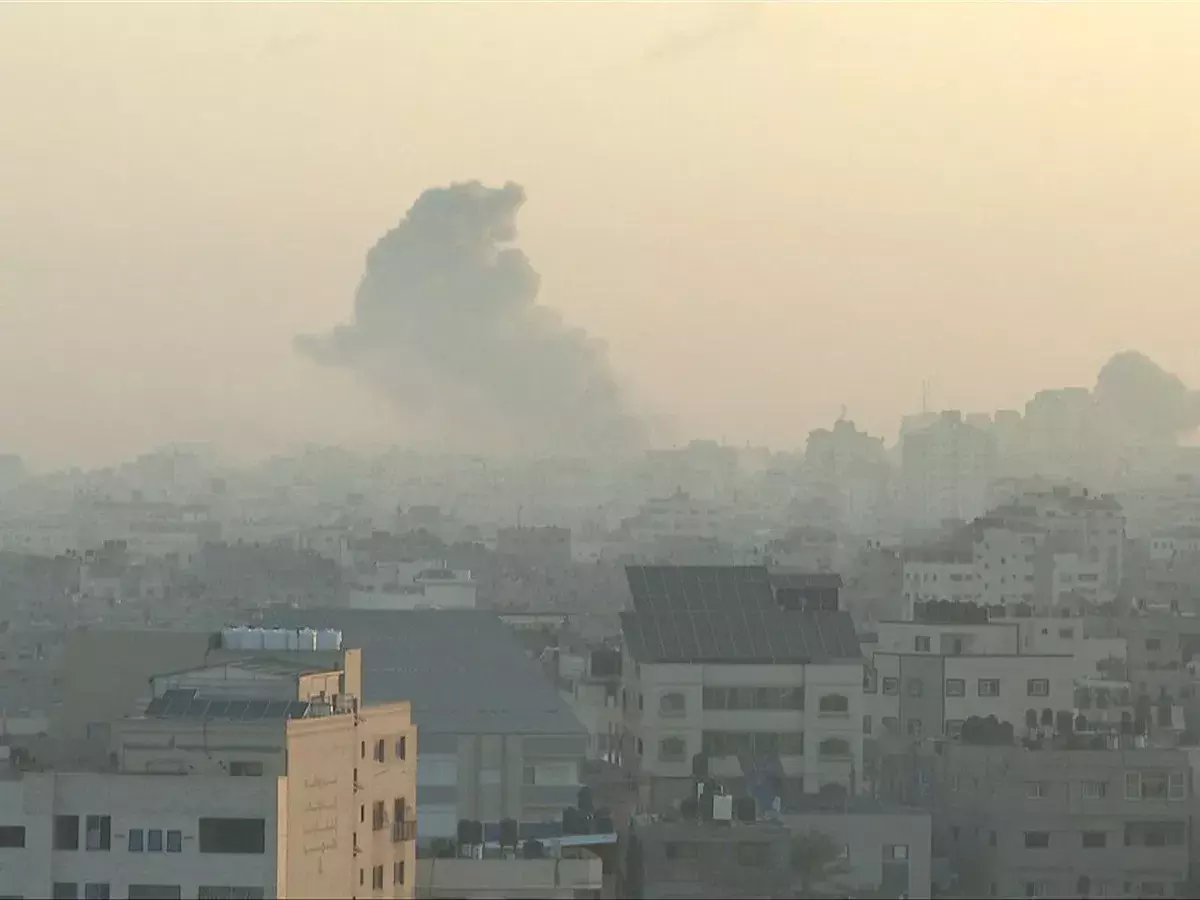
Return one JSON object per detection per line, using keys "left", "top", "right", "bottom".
{"left": 901, "top": 411, "right": 995, "bottom": 533}
{"left": 0, "top": 629, "right": 417, "bottom": 899}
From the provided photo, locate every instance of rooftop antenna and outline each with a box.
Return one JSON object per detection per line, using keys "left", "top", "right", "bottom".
{"left": 921, "top": 379, "right": 930, "bottom": 414}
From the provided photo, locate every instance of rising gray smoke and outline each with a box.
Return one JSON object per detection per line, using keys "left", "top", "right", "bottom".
{"left": 1093, "top": 351, "right": 1200, "bottom": 443}
{"left": 297, "top": 181, "right": 645, "bottom": 456}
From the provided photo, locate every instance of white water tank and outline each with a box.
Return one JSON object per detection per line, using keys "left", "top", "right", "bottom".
{"left": 263, "top": 628, "right": 289, "bottom": 651}
{"left": 221, "top": 627, "right": 245, "bottom": 650}
{"left": 242, "top": 627, "right": 265, "bottom": 651}
{"left": 296, "top": 628, "right": 318, "bottom": 651}
{"left": 316, "top": 628, "right": 342, "bottom": 651}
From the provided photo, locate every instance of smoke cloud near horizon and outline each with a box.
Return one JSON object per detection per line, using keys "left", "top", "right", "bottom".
{"left": 1093, "top": 350, "right": 1200, "bottom": 444}
{"left": 296, "top": 180, "right": 646, "bottom": 457}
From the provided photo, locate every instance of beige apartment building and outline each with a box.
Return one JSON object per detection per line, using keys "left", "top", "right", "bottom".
{"left": 1, "top": 628, "right": 417, "bottom": 900}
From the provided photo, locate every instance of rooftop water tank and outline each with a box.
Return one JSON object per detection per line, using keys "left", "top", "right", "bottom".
{"left": 316, "top": 628, "right": 342, "bottom": 652}
{"left": 242, "top": 627, "right": 265, "bottom": 651}
{"left": 262, "top": 628, "right": 289, "bottom": 651}
{"left": 296, "top": 628, "right": 318, "bottom": 652}
{"left": 221, "top": 626, "right": 246, "bottom": 651}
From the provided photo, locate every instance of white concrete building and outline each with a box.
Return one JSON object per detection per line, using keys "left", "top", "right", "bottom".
{"left": 619, "top": 566, "right": 866, "bottom": 813}
{"left": 867, "top": 651, "right": 1084, "bottom": 740}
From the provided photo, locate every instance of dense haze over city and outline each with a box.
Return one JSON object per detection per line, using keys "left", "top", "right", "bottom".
{"left": 4, "top": 3, "right": 1200, "bottom": 468}
{"left": 5, "top": 4, "right": 1200, "bottom": 900}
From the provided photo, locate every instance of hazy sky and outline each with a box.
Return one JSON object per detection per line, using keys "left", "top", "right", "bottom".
{"left": 3, "top": 2, "right": 1199, "bottom": 469}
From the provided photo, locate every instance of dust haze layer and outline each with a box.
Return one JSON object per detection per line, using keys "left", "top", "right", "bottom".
{"left": 296, "top": 181, "right": 647, "bottom": 457}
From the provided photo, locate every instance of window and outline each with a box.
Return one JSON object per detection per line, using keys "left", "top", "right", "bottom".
{"left": 638, "top": 694, "right": 643, "bottom": 711}
{"left": 1024, "top": 831, "right": 1050, "bottom": 849}
{"left": 229, "top": 761, "right": 263, "bottom": 777}
{"left": 819, "top": 738, "right": 851, "bottom": 758}
{"left": 1081, "top": 780, "right": 1107, "bottom": 799}
{"left": 636, "top": 738, "right": 643, "bottom": 756}
{"left": 863, "top": 714, "right": 872, "bottom": 735}
{"left": 393, "top": 861, "right": 406, "bottom": 885}
{"left": 374, "top": 739, "right": 385, "bottom": 762}
{"left": 907, "top": 678, "right": 923, "bottom": 697}
{"left": 0, "top": 826, "right": 24, "bottom": 848}
{"left": 734, "top": 842, "right": 771, "bottom": 867}
{"left": 1058, "top": 628, "right": 1074, "bottom": 639}
{"left": 978, "top": 679, "right": 1001, "bottom": 697}
{"left": 166, "top": 830, "right": 182, "bottom": 853}
{"left": 1141, "top": 773, "right": 1169, "bottom": 800}
{"left": 53, "top": 886, "right": 78, "bottom": 900}
{"left": 658, "top": 736, "right": 686, "bottom": 762}
{"left": 198, "top": 818, "right": 266, "bottom": 854}
{"left": 1026, "top": 679, "right": 1050, "bottom": 697}
{"left": 396, "top": 736, "right": 407, "bottom": 760}
{"left": 659, "top": 692, "right": 686, "bottom": 717}
{"left": 147, "top": 830, "right": 163, "bottom": 852}
{"left": 197, "top": 889, "right": 266, "bottom": 900}
{"left": 372, "top": 866, "right": 384, "bottom": 890}
{"left": 372, "top": 800, "right": 386, "bottom": 830}
{"left": 945, "top": 719, "right": 964, "bottom": 738}
{"left": 1146, "top": 638, "right": 1162, "bottom": 651}
{"left": 54, "top": 815, "right": 79, "bottom": 850}
{"left": 882, "top": 678, "right": 899, "bottom": 696}
{"left": 915, "top": 636, "right": 931, "bottom": 652}
{"left": 945, "top": 678, "right": 965, "bottom": 697}
{"left": 1169, "top": 772, "right": 1186, "bottom": 800}
{"left": 906, "top": 719, "right": 923, "bottom": 737}
{"left": 1025, "top": 882, "right": 1046, "bottom": 899}
{"left": 882, "top": 716, "right": 899, "bottom": 734}
{"left": 83, "top": 886, "right": 109, "bottom": 900}
{"left": 1025, "top": 781, "right": 1046, "bottom": 799}
{"left": 819, "top": 693, "right": 849, "bottom": 714}
{"left": 885, "top": 844, "right": 908, "bottom": 860}
{"left": 1082, "top": 831, "right": 1107, "bottom": 848}
{"left": 128, "top": 828, "right": 144, "bottom": 852}
{"left": 1141, "top": 882, "right": 1166, "bottom": 897}
{"left": 128, "top": 888, "right": 180, "bottom": 900}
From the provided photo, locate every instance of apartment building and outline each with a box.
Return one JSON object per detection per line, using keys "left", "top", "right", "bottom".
{"left": 933, "top": 744, "right": 1192, "bottom": 899}
{"left": 900, "top": 411, "right": 995, "bottom": 533}
{"left": 619, "top": 566, "right": 865, "bottom": 814}
{"left": 867, "top": 651, "right": 1082, "bottom": 741}
{"left": 900, "top": 546, "right": 978, "bottom": 619}
{"left": 992, "top": 487, "right": 1126, "bottom": 601}
{"left": 0, "top": 640, "right": 416, "bottom": 899}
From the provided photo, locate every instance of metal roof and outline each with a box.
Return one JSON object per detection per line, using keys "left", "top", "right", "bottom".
{"left": 266, "top": 609, "right": 586, "bottom": 737}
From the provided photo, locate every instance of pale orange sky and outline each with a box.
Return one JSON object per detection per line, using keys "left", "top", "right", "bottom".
{"left": 2, "top": 2, "right": 1199, "bottom": 469}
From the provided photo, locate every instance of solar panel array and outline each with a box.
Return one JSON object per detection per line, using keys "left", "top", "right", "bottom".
{"left": 621, "top": 565, "right": 861, "bottom": 664}
{"left": 145, "top": 689, "right": 310, "bottom": 722}
{"left": 625, "top": 566, "right": 776, "bottom": 613}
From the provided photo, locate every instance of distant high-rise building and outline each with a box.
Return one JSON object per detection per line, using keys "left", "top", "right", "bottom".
{"left": 900, "top": 412, "right": 995, "bottom": 532}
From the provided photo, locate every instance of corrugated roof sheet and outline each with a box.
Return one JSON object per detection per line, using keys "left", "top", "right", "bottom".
{"left": 266, "top": 609, "right": 585, "bottom": 737}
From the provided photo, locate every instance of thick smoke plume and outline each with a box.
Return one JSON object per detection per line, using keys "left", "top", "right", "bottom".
{"left": 297, "top": 181, "right": 645, "bottom": 456}
{"left": 1093, "top": 351, "right": 1200, "bottom": 443}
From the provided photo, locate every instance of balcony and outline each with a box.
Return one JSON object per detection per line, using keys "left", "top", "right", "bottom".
{"left": 392, "top": 820, "right": 417, "bottom": 843}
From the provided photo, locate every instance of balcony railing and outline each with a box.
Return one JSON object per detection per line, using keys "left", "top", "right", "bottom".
{"left": 392, "top": 820, "right": 417, "bottom": 843}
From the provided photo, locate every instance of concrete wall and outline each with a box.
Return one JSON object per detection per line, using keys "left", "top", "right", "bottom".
{"left": 0, "top": 771, "right": 278, "bottom": 899}
{"left": 781, "top": 811, "right": 932, "bottom": 899}
{"left": 415, "top": 856, "right": 602, "bottom": 899}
